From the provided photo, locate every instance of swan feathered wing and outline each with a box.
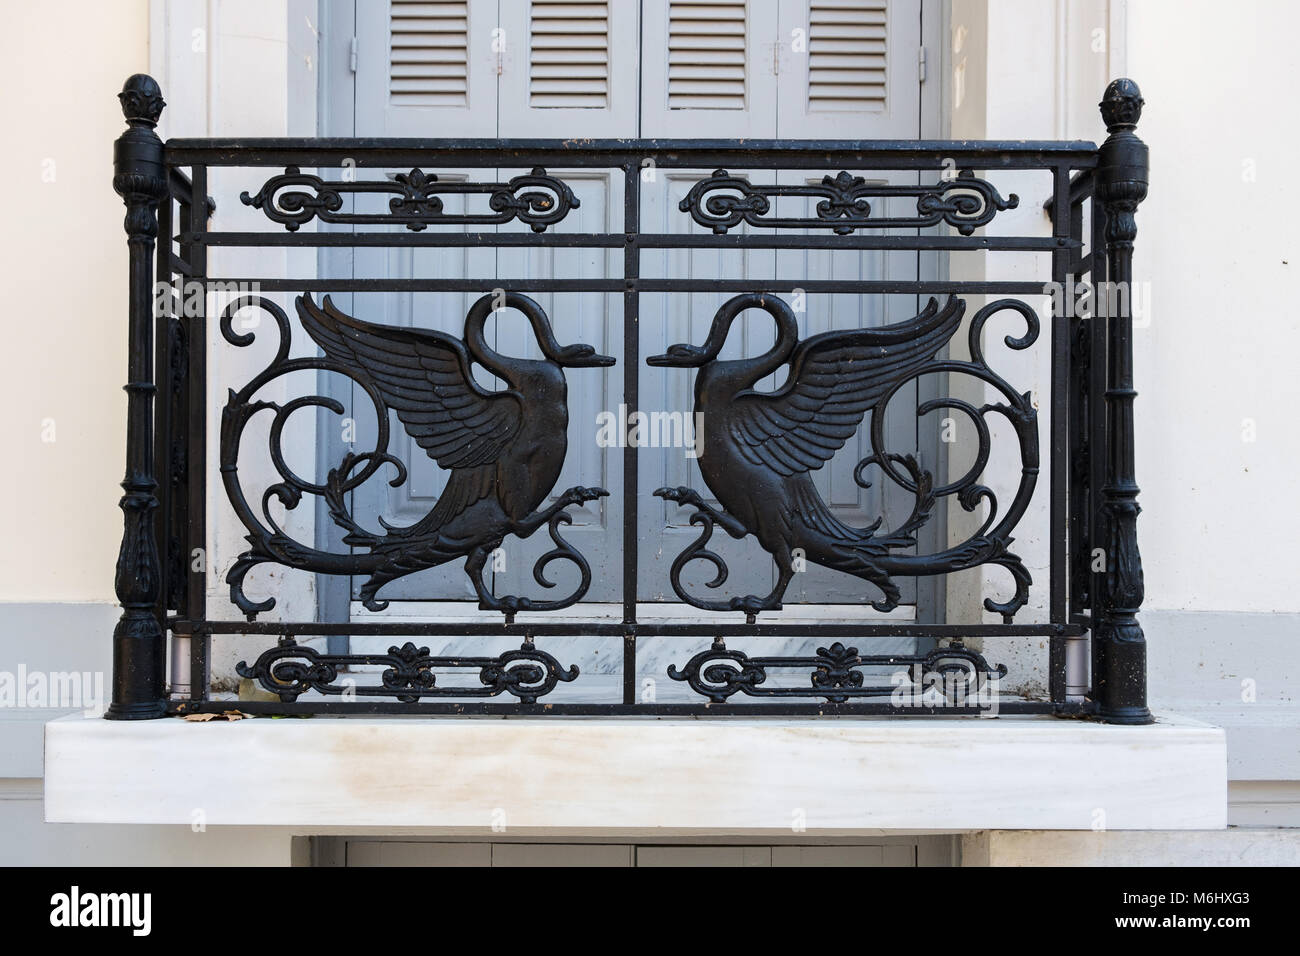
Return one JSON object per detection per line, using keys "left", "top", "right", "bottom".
{"left": 296, "top": 294, "right": 522, "bottom": 470}
{"left": 729, "top": 296, "right": 964, "bottom": 476}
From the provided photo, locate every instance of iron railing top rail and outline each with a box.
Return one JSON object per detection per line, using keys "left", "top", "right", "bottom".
{"left": 164, "top": 137, "right": 1100, "bottom": 168}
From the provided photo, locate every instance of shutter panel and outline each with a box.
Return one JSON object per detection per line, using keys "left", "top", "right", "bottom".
{"left": 528, "top": 0, "right": 610, "bottom": 109}
{"left": 498, "top": 0, "right": 637, "bottom": 136}
{"left": 777, "top": 0, "right": 920, "bottom": 138}
{"left": 806, "top": 0, "right": 887, "bottom": 112}
{"left": 667, "top": 0, "right": 748, "bottom": 110}
{"left": 389, "top": 0, "right": 470, "bottom": 107}
{"left": 355, "top": 0, "right": 498, "bottom": 136}
{"left": 641, "top": 0, "right": 778, "bottom": 136}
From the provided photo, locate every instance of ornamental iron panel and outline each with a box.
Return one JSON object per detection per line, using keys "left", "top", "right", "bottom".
{"left": 107, "top": 73, "right": 1151, "bottom": 721}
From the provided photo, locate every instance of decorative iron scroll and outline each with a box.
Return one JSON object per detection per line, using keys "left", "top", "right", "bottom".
{"left": 679, "top": 168, "right": 1018, "bottom": 235}
{"left": 668, "top": 639, "right": 1006, "bottom": 704}
{"left": 237, "top": 637, "right": 578, "bottom": 704}
{"left": 240, "top": 165, "right": 580, "bottom": 232}
{"left": 649, "top": 293, "right": 1037, "bottom": 622}
{"left": 218, "top": 293, "right": 612, "bottom": 621}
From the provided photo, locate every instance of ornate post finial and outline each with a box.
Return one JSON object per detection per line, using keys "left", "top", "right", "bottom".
{"left": 1100, "top": 78, "right": 1144, "bottom": 132}
{"left": 118, "top": 73, "right": 166, "bottom": 128}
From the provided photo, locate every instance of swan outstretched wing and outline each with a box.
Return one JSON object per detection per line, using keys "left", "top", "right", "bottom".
{"left": 297, "top": 294, "right": 522, "bottom": 469}
{"left": 730, "top": 296, "right": 964, "bottom": 476}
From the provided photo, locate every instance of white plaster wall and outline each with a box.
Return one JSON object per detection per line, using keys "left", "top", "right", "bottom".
{"left": 0, "top": 0, "right": 320, "bottom": 653}
{"left": 0, "top": 0, "right": 151, "bottom": 602}
{"left": 1125, "top": 0, "right": 1300, "bottom": 614}
{"left": 963, "top": 828, "right": 1300, "bottom": 866}
{"left": 0, "top": 781, "right": 295, "bottom": 865}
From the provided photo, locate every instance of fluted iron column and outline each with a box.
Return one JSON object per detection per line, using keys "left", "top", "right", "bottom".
{"left": 106, "top": 75, "right": 169, "bottom": 720}
{"left": 1093, "top": 79, "right": 1153, "bottom": 724}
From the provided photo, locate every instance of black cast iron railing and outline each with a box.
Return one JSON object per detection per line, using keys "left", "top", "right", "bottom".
{"left": 106, "top": 73, "right": 1151, "bottom": 721}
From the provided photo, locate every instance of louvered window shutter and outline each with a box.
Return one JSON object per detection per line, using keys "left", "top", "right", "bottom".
{"left": 355, "top": 0, "right": 498, "bottom": 136}
{"left": 777, "top": 0, "right": 920, "bottom": 138}
{"left": 641, "top": 0, "right": 779, "bottom": 137}
{"left": 498, "top": 0, "right": 638, "bottom": 136}
{"left": 389, "top": 0, "right": 470, "bottom": 107}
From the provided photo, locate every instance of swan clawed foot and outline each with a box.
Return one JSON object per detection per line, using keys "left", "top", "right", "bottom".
{"left": 556, "top": 486, "right": 609, "bottom": 509}
{"left": 870, "top": 582, "right": 902, "bottom": 614}
{"left": 655, "top": 486, "right": 750, "bottom": 539}
{"left": 654, "top": 485, "right": 707, "bottom": 510}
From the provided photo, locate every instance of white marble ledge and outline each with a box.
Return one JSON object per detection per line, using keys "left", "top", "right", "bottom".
{"left": 44, "top": 714, "right": 1226, "bottom": 832}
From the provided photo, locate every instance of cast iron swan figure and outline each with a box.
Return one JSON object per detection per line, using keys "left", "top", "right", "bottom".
{"left": 647, "top": 293, "right": 963, "bottom": 616}
{"left": 296, "top": 292, "right": 614, "bottom": 613}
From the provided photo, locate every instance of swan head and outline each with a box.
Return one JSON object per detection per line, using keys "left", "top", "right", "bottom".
{"left": 647, "top": 293, "right": 797, "bottom": 368}
{"left": 548, "top": 342, "right": 616, "bottom": 368}
{"left": 646, "top": 342, "right": 712, "bottom": 367}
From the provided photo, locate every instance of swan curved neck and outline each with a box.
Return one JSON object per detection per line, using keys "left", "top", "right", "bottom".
{"left": 464, "top": 305, "right": 509, "bottom": 375}
{"left": 464, "top": 292, "right": 563, "bottom": 375}
{"left": 704, "top": 295, "right": 799, "bottom": 385}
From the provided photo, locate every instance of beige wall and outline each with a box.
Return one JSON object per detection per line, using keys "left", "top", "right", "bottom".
{"left": 0, "top": 0, "right": 150, "bottom": 601}
{"left": 1127, "top": 0, "right": 1300, "bottom": 613}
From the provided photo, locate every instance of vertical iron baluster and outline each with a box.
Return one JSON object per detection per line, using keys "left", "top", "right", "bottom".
{"left": 107, "top": 75, "right": 169, "bottom": 719}
{"left": 1092, "top": 79, "right": 1152, "bottom": 724}
{"left": 622, "top": 161, "right": 640, "bottom": 705}
{"left": 1048, "top": 163, "right": 1072, "bottom": 707}
{"left": 185, "top": 164, "right": 210, "bottom": 703}
{"left": 1063, "top": 173, "right": 1089, "bottom": 702}
{"left": 155, "top": 172, "right": 187, "bottom": 696}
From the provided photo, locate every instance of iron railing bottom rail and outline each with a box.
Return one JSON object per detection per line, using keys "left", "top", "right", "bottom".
{"left": 170, "top": 700, "right": 1084, "bottom": 718}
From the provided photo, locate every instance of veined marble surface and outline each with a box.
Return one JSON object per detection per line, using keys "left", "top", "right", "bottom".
{"left": 46, "top": 713, "right": 1226, "bottom": 831}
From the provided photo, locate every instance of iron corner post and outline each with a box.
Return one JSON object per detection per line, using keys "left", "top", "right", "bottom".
{"left": 106, "top": 74, "right": 169, "bottom": 719}
{"left": 1092, "top": 78, "right": 1153, "bottom": 724}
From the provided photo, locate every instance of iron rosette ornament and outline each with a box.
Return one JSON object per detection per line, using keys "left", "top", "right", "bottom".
{"left": 679, "top": 168, "right": 1018, "bottom": 235}
{"left": 240, "top": 165, "right": 580, "bottom": 232}
{"left": 237, "top": 637, "right": 578, "bottom": 704}
{"left": 667, "top": 638, "right": 1007, "bottom": 705}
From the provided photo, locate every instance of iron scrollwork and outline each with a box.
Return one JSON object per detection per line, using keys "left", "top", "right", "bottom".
{"left": 667, "top": 638, "right": 1006, "bottom": 704}
{"left": 648, "top": 293, "right": 1038, "bottom": 622}
{"left": 219, "top": 292, "right": 613, "bottom": 621}
{"left": 240, "top": 166, "right": 580, "bottom": 232}
{"left": 237, "top": 637, "right": 578, "bottom": 704}
{"left": 679, "top": 168, "right": 1018, "bottom": 235}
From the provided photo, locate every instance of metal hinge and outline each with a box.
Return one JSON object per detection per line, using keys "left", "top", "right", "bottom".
{"left": 918, "top": 46, "right": 928, "bottom": 83}
{"left": 349, "top": 36, "right": 358, "bottom": 73}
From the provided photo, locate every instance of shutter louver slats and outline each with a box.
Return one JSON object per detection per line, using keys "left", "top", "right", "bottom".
{"left": 668, "top": 0, "right": 748, "bottom": 110}
{"left": 807, "top": 0, "right": 888, "bottom": 112}
{"left": 529, "top": 0, "right": 610, "bottom": 109}
{"left": 389, "top": 0, "right": 470, "bottom": 107}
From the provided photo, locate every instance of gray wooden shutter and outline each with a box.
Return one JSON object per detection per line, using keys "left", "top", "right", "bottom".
{"left": 356, "top": 0, "right": 499, "bottom": 136}
{"left": 498, "top": 0, "right": 638, "bottom": 136}
{"left": 776, "top": 0, "right": 920, "bottom": 138}
{"left": 640, "top": 0, "right": 779, "bottom": 137}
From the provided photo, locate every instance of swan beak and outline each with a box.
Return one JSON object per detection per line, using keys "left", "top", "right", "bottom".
{"left": 557, "top": 343, "right": 616, "bottom": 367}
{"left": 646, "top": 343, "right": 707, "bottom": 367}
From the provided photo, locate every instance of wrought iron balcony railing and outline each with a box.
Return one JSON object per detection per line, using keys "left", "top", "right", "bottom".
{"left": 106, "top": 74, "right": 1151, "bottom": 722}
